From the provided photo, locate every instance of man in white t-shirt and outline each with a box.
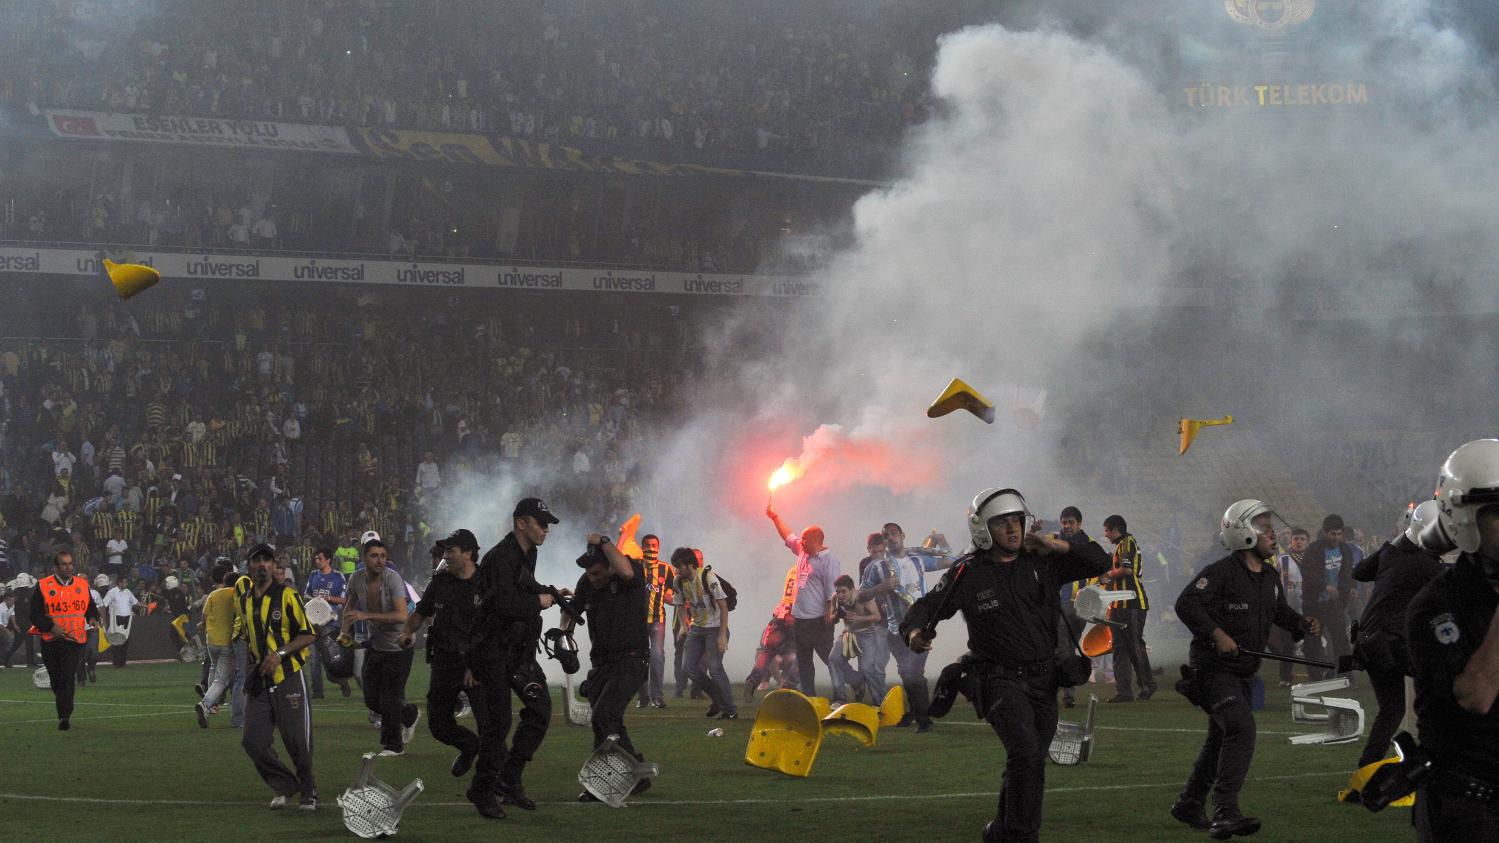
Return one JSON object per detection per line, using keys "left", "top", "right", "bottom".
{"left": 669, "top": 548, "right": 737, "bottom": 720}
{"left": 105, "top": 530, "right": 128, "bottom": 576}
{"left": 415, "top": 452, "right": 441, "bottom": 494}
{"left": 101, "top": 576, "right": 140, "bottom": 666}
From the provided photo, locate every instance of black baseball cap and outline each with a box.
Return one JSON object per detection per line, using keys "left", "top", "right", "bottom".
{"left": 576, "top": 545, "right": 607, "bottom": 569}
{"left": 514, "top": 497, "right": 560, "bottom": 526}
{"left": 245, "top": 542, "right": 277, "bottom": 562}
{"left": 436, "top": 528, "right": 480, "bottom": 553}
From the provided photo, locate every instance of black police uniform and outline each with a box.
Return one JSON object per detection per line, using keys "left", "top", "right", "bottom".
{"left": 572, "top": 555, "right": 649, "bottom": 758}
{"left": 1174, "top": 553, "right": 1307, "bottom": 830}
{"left": 1056, "top": 530, "right": 1104, "bottom": 707}
{"left": 1351, "top": 535, "right": 1442, "bottom": 768}
{"left": 413, "top": 567, "right": 490, "bottom": 786}
{"left": 1406, "top": 553, "right": 1499, "bottom": 840}
{"left": 470, "top": 532, "right": 552, "bottom": 802}
{"left": 900, "top": 540, "right": 1109, "bottom": 843}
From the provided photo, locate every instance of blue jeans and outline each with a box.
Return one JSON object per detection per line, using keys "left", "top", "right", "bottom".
{"left": 829, "top": 627, "right": 886, "bottom": 704}
{"left": 881, "top": 628, "right": 933, "bottom": 726}
{"left": 200, "top": 644, "right": 235, "bottom": 710}
{"left": 638, "top": 620, "right": 666, "bottom": 704}
{"left": 683, "top": 627, "right": 735, "bottom": 715}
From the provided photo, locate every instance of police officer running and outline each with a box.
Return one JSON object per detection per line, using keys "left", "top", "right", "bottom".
{"left": 398, "top": 529, "right": 503, "bottom": 818}
{"left": 470, "top": 497, "right": 562, "bottom": 811}
{"left": 901, "top": 488, "right": 1110, "bottom": 843}
{"left": 29, "top": 549, "right": 101, "bottom": 730}
{"left": 1349, "top": 500, "right": 1443, "bottom": 774}
{"left": 1172, "top": 500, "right": 1318, "bottom": 839}
{"left": 566, "top": 532, "right": 651, "bottom": 799}
{"left": 1405, "top": 439, "right": 1499, "bottom": 840}
{"left": 236, "top": 542, "right": 319, "bottom": 810}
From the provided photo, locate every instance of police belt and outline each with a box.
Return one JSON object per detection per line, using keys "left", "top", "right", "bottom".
{"left": 971, "top": 656, "right": 1055, "bottom": 680}
{"left": 1433, "top": 767, "right": 1499, "bottom": 806}
{"left": 594, "top": 648, "right": 646, "bottom": 663}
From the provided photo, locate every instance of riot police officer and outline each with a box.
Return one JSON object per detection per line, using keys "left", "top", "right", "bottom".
{"left": 900, "top": 488, "right": 1110, "bottom": 843}
{"left": 1350, "top": 500, "right": 1443, "bottom": 773}
{"left": 398, "top": 529, "right": 501, "bottom": 819}
{"left": 1406, "top": 440, "right": 1499, "bottom": 840}
{"left": 469, "top": 498, "right": 562, "bottom": 811}
{"left": 1172, "top": 499, "right": 1319, "bottom": 840}
{"left": 566, "top": 534, "right": 650, "bottom": 787}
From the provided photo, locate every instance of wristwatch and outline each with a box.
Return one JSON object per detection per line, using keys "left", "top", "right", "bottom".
{"left": 598, "top": 536, "right": 611, "bottom": 546}
{"left": 276, "top": 648, "right": 287, "bottom": 659}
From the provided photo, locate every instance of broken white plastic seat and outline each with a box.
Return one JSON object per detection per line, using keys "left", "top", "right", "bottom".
{"left": 1049, "top": 695, "right": 1098, "bottom": 765}
{"left": 33, "top": 667, "right": 50, "bottom": 689}
{"left": 1289, "top": 677, "right": 1364, "bottom": 745}
{"left": 337, "top": 752, "right": 424, "bottom": 838}
{"left": 104, "top": 613, "right": 131, "bottom": 646}
{"left": 578, "top": 735, "right": 658, "bottom": 807}
{"left": 564, "top": 672, "right": 592, "bottom": 726}
{"left": 1073, "top": 584, "right": 1137, "bottom": 625}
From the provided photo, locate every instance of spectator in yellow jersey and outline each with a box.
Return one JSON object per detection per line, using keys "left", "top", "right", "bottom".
{"left": 236, "top": 543, "right": 318, "bottom": 810}
{"left": 195, "top": 569, "right": 241, "bottom": 727}
{"left": 1101, "top": 515, "right": 1156, "bottom": 703}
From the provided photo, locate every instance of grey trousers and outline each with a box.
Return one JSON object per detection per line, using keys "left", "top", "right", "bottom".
{"left": 241, "top": 669, "right": 317, "bottom": 802}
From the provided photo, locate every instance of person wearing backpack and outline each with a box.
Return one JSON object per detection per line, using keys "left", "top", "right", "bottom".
{"left": 669, "top": 547, "right": 737, "bottom": 720}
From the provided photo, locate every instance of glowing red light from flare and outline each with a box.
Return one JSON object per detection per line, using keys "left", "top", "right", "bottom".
{"left": 768, "top": 460, "right": 804, "bottom": 492}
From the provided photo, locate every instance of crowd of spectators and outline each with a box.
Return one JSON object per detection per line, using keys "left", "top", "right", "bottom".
{"left": 0, "top": 156, "right": 838, "bottom": 274}
{"left": 0, "top": 280, "right": 716, "bottom": 612}
{"left": 0, "top": 0, "right": 996, "bottom": 178}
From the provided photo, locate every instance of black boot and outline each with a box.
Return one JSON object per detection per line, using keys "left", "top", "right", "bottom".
{"left": 1170, "top": 799, "right": 1211, "bottom": 830}
{"left": 496, "top": 763, "right": 536, "bottom": 811}
{"left": 466, "top": 784, "right": 506, "bottom": 819}
{"left": 1208, "top": 805, "right": 1261, "bottom": 839}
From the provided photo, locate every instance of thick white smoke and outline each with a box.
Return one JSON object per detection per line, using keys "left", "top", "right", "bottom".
{"left": 638, "top": 2, "right": 1499, "bottom": 674}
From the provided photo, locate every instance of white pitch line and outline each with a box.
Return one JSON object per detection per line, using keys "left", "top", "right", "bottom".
{"left": 4, "top": 711, "right": 186, "bottom": 725}
{"left": 0, "top": 698, "right": 1307, "bottom": 734}
{"left": 0, "top": 771, "right": 1345, "bottom": 809}
{"left": 938, "top": 721, "right": 1304, "bottom": 736}
{"left": 0, "top": 698, "right": 181, "bottom": 708}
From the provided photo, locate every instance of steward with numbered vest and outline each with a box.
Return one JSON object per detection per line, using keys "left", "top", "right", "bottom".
{"left": 29, "top": 550, "right": 101, "bottom": 730}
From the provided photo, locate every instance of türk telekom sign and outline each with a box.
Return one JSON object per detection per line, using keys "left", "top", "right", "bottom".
{"left": 0, "top": 247, "right": 821, "bottom": 298}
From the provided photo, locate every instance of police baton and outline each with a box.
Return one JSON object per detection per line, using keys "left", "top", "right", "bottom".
{"left": 919, "top": 558, "right": 970, "bottom": 640}
{"left": 1237, "top": 648, "right": 1336, "bottom": 671}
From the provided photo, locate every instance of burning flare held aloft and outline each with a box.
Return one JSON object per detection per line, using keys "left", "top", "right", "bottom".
{"left": 767, "top": 459, "right": 805, "bottom": 504}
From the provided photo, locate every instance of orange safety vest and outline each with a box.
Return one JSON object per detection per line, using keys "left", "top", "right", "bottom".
{"left": 29, "top": 574, "right": 90, "bottom": 642}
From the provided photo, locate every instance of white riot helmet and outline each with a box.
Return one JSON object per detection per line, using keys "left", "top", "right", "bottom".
{"left": 968, "top": 487, "right": 1030, "bottom": 550}
{"left": 164, "top": 576, "right": 180, "bottom": 590}
{"left": 94, "top": 574, "right": 111, "bottom": 589}
{"left": 1421, "top": 439, "right": 1499, "bottom": 554}
{"left": 1219, "top": 499, "right": 1274, "bottom": 552}
{"left": 1405, "top": 499, "right": 1440, "bottom": 546}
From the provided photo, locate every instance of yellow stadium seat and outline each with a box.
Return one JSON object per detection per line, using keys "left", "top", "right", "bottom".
{"left": 1338, "top": 757, "right": 1414, "bottom": 807}
{"left": 822, "top": 703, "right": 879, "bottom": 747}
{"left": 744, "top": 690, "right": 824, "bottom": 778}
{"left": 878, "top": 686, "right": 906, "bottom": 727}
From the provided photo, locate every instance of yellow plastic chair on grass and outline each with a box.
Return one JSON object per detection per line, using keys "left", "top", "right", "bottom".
{"left": 744, "top": 690, "right": 825, "bottom": 778}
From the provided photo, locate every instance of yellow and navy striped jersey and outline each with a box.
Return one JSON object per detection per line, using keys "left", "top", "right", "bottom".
{"left": 116, "top": 510, "right": 140, "bottom": 542}
{"left": 642, "top": 558, "right": 673, "bottom": 624}
{"left": 237, "top": 582, "right": 312, "bottom": 684}
{"left": 1109, "top": 533, "right": 1148, "bottom": 611}
{"left": 90, "top": 509, "right": 116, "bottom": 541}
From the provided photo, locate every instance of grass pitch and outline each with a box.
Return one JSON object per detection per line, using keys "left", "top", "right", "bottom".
{"left": 0, "top": 660, "right": 1411, "bottom": 842}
